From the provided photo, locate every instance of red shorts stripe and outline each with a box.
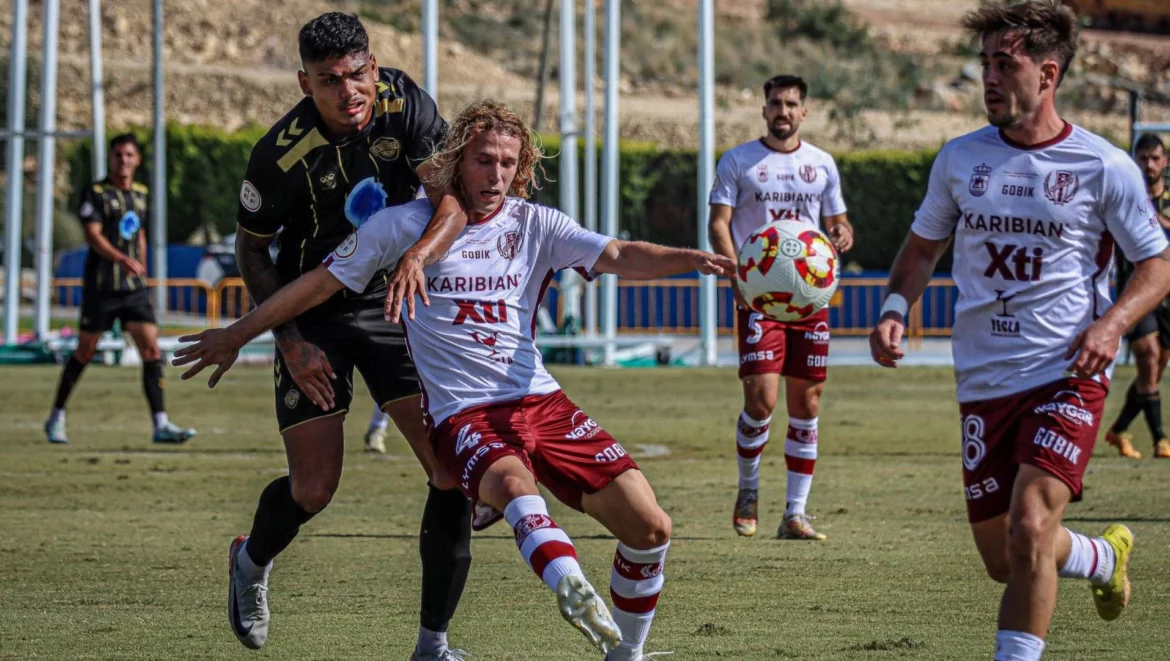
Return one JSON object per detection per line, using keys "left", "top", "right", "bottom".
{"left": 612, "top": 550, "right": 665, "bottom": 582}
{"left": 785, "top": 455, "right": 816, "bottom": 474}
{"left": 529, "top": 540, "right": 577, "bottom": 579}
{"left": 610, "top": 588, "right": 660, "bottom": 614}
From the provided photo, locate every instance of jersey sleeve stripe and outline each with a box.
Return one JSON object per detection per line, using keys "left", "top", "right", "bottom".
{"left": 235, "top": 223, "right": 277, "bottom": 238}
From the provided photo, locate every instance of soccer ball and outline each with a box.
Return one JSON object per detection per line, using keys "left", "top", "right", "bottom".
{"left": 735, "top": 220, "right": 839, "bottom": 322}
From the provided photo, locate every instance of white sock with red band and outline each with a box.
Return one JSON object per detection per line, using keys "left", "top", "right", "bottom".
{"left": 1059, "top": 527, "right": 1115, "bottom": 585}
{"left": 784, "top": 417, "right": 818, "bottom": 515}
{"left": 503, "top": 495, "right": 583, "bottom": 592}
{"left": 736, "top": 412, "right": 771, "bottom": 490}
{"left": 608, "top": 541, "right": 668, "bottom": 660}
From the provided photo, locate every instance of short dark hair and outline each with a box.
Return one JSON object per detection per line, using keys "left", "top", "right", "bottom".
{"left": 1135, "top": 132, "right": 1166, "bottom": 155}
{"left": 763, "top": 75, "right": 808, "bottom": 101}
{"left": 109, "top": 133, "right": 139, "bottom": 152}
{"left": 299, "top": 12, "right": 369, "bottom": 66}
{"left": 961, "top": 0, "right": 1079, "bottom": 85}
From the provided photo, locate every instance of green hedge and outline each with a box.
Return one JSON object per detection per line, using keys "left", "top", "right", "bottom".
{"left": 67, "top": 125, "right": 945, "bottom": 270}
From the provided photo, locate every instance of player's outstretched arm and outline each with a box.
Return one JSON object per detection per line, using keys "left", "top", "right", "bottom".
{"left": 593, "top": 240, "right": 736, "bottom": 280}
{"left": 173, "top": 267, "right": 345, "bottom": 406}
{"left": 869, "top": 230, "right": 950, "bottom": 368}
{"left": 1066, "top": 248, "right": 1170, "bottom": 378}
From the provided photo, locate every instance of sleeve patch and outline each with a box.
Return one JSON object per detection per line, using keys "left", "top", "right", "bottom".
{"left": 334, "top": 232, "right": 359, "bottom": 259}
{"left": 240, "top": 180, "right": 262, "bottom": 212}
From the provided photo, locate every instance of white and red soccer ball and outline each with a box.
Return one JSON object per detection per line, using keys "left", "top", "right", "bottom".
{"left": 735, "top": 220, "right": 839, "bottom": 322}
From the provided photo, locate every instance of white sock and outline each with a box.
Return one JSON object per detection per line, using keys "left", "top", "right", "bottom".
{"left": 610, "top": 541, "right": 668, "bottom": 656}
{"left": 415, "top": 627, "right": 447, "bottom": 655}
{"left": 784, "top": 417, "right": 818, "bottom": 516}
{"left": 503, "top": 495, "right": 584, "bottom": 592}
{"left": 994, "top": 630, "right": 1045, "bottom": 661}
{"left": 152, "top": 411, "right": 169, "bottom": 430}
{"left": 236, "top": 540, "right": 272, "bottom": 580}
{"left": 736, "top": 411, "right": 771, "bottom": 490}
{"left": 369, "top": 406, "right": 389, "bottom": 432}
{"left": 1059, "top": 528, "right": 1115, "bottom": 585}
{"left": 49, "top": 408, "right": 65, "bottom": 424}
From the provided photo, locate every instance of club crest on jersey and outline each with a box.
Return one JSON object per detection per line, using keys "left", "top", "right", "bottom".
{"left": 370, "top": 137, "right": 401, "bottom": 161}
{"left": 118, "top": 211, "right": 142, "bottom": 241}
{"left": 497, "top": 231, "right": 523, "bottom": 260}
{"left": 756, "top": 164, "right": 768, "bottom": 183}
{"left": 799, "top": 164, "right": 817, "bottom": 184}
{"left": 969, "top": 163, "right": 992, "bottom": 197}
{"left": 1043, "top": 170, "right": 1079, "bottom": 206}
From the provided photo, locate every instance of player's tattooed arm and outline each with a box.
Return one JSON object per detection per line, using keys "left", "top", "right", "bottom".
{"left": 234, "top": 229, "right": 302, "bottom": 346}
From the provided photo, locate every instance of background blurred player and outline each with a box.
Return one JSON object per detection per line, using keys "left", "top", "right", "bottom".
{"left": 869, "top": 3, "right": 1170, "bottom": 659}
{"left": 708, "top": 74, "right": 853, "bottom": 540}
{"left": 43, "top": 133, "right": 195, "bottom": 446}
{"left": 175, "top": 99, "right": 736, "bottom": 661}
{"left": 226, "top": 13, "right": 472, "bottom": 660}
{"left": 364, "top": 404, "right": 392, "bottom": 453}
{"left": 1104, "top": 132, "right": 1170, "bottom": 459}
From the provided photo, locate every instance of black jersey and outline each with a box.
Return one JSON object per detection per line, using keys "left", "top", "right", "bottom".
{"left": 236, "top": 67, "right": 447, "bottom": 307}
{"left": 79, "top": 178, "right": 149, "bottom": 293}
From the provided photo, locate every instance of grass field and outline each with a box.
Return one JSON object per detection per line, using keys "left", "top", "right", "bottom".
{"left": 2, "top": 363, "right": 1169, "bottom": 660}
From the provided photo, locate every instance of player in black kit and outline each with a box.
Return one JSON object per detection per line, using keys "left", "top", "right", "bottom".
{"left": 44, "top": 133, "right": 195, "bottom": 445}
{"left": 221, "top": 14, "right": 472, "bottom": 659}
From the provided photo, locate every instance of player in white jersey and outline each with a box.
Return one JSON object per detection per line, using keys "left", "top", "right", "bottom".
{"left": 708, "top": 74, "right": 853, "bottom": 540}
{"left": 869, "top": 4, "right": 1170, "bottom": 660}
{"left": 174, "top": 100, "right": 736, "bottom": 661}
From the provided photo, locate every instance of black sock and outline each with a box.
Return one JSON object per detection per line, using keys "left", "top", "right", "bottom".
{"left": 1141, "top": 391, "right": 1165, "bottom": 441}
{"left": 418, "top": 484, "right": 472, "bottom": 633}
{"left": 1111, "top": 384, "right": 1143, "bottom": 434}
{"left": 53, "top": 356, "right": 89, "bottom": 410}
{"left": 142, "top": 360, "right": 165, "bottom": 414}
{"left": 245, "top": 476, "right": 317, "bottom": 567}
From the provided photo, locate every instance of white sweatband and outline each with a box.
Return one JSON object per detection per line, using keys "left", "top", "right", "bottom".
{"left": 880, "top": 293, "right": 909, "bottom": 318}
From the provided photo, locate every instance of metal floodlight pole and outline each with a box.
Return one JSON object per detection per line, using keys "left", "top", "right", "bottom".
{"left": 423, "top": 0, "right": 438, "bottom": 101}
{"left": 33, "top": 0, "right": 61, "bottom": 340}
{"left": 558, "top": 0, "right": 580, "bottom": 327}
{"left": 582, "top": 0, "right": 598, "bottom": 337}
{"left": 601, "top": 0, "right": 619, "bottom": 366}
{"left": 3, "top": 0, "right": 30, "bottom": 346}
{"left": 89, "top": 0, "right": 106, "bottom": 180}
{"left": 151, "top": 0, "right": 167, "bottom": 313}
{"left": 697, "top": 0, "right": 717, "bottom": 366}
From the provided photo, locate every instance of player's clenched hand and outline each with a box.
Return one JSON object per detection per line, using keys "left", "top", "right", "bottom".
{"left": 277, "top": 337, "right": 337, "bottom": 410}
{"left": 869, "top": 312, "right": 905, "bottom": 368}
{"left": 173, "top": 329, "right": 241, "bottom": 388}
{"left": 694, "top": 252, "right": 736, "bottom": 277}
{"left": 828, "top": 224, "right": 853, "bottom": 253}
{"left": 385, "top": 251, "right": 429, "bottom": 323}
{"left": 119, "top": 255, "right": 146, "bottom": 277}
{"left": 1065, "top": 319, "right": 1120, "bottom": 379}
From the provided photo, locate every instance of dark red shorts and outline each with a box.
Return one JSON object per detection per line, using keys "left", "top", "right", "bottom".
{"left": 432, "top": 390, "right": 639, "bottom": 512}
{"left": 958, "top": 378, "right": 1107, "bottom": 523}
{"left": 736, "top": 307, "right": 829, "bottom": 381}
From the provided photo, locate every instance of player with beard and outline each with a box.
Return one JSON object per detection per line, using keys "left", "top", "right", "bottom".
{"left": 870, "top": 3, "right": 1170, "bottom": 659}
{"left": 708, "top": 74, "right": 853, "bottom": 540}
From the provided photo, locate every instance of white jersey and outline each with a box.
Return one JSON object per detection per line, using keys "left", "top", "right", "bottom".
{"left": 709, "top": 139, "right": 847, "bottom": 248}
{"left": 911, "top": 124, "right": 1169, "bottom": 403}
{"left": 325, "top": 198, "right": 612, "bottom": 424}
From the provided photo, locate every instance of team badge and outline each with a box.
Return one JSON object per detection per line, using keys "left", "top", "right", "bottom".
{"left": 969, "top": 163, "right": 992, "bottom": 197}
{"left": 756, "top": 165, "right": 769, "bottom": 183}
{"left": 284, "top": 388, "right": 300, "bottom": 409}
{"left": 1043, "top": 170, "right": 1079, "bottom": 206}
{"left": 497, "top": 231, "right": 523, "bottom": 260}
{"left": 799, "top": 165, "right": 817, "bottom": 184}
{"left": 118, "top": 211, "right": 142, "bottom": 241}
{"left": 370, "top": 137, "right": 401, "bottom": 161}
{"left": 240, "top": 180, "right": 262, "bottom": 212}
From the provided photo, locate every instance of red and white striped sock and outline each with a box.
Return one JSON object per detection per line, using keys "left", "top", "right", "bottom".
{"left": 503, "top": 495, "right": 583, "bottom": 591}
{"left": 609, "top": 541, "right": 668, "bottom": 659}
{"left": 784, "top": 417, "right": 818, "bottom": 516}
{"left": 736, "top": 412, "right": 771, "bottom": 490}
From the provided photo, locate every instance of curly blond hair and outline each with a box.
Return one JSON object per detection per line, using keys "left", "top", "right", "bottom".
{"left": 421, "top": 99, "right": 544, "bottom": 200}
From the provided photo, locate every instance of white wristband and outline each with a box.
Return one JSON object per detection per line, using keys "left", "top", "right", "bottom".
{"left": 880, "top": 293, "right": 909, "bottom": 319}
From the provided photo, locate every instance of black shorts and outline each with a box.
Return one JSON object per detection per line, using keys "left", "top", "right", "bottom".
{"left": 274, "top": 303, "right": 420, "bottom": 433}
{"left": 79, "top": 288, "right": 157, "bottom": 332}
{"left": 1126, "top": 304, "right": 1170, "bottom": 350}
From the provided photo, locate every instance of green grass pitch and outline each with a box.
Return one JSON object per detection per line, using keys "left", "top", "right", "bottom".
{"left": 2, "top": 364, "right": 1168, "bottom": 660}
